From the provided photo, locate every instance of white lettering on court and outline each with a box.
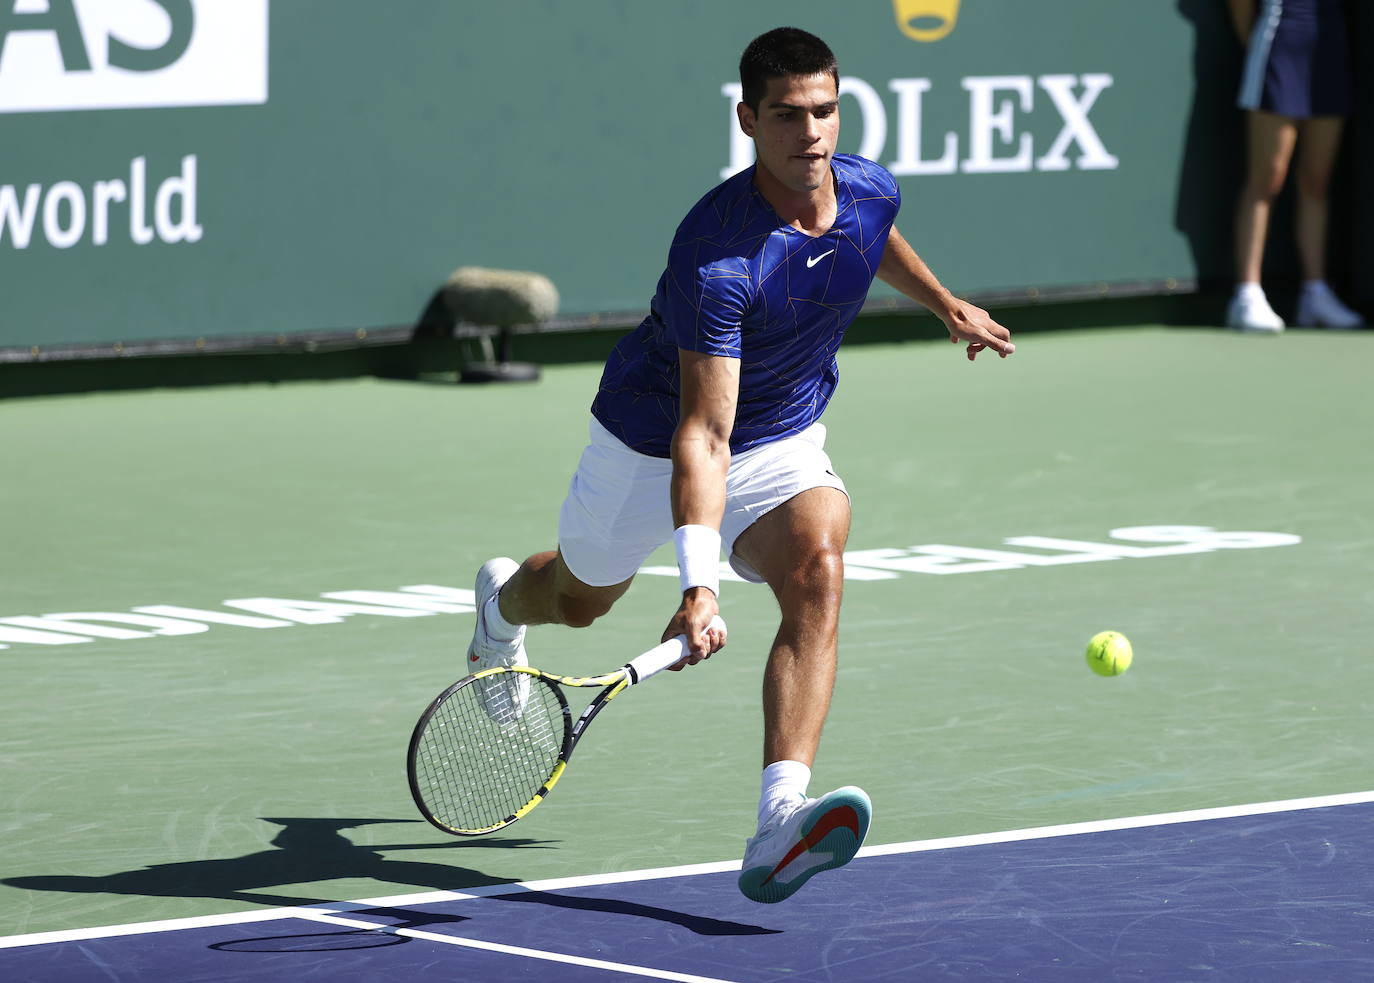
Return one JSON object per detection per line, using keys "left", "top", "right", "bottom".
{"left": 642, "top": 526, "right": 1302, "bottom": 582}
{"left": 0, "top": 531, "right": 1298, "bottom": 650}
{"left": 0, "top": 586, "right": 477, "bottom": 649}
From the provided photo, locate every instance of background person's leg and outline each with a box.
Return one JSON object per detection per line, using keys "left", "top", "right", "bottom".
{"left": 1292, "top": 116, "right": 1364, "bottom": 328}
{"left": 1228, "top": 111, "right": 1297, "bottom": 332}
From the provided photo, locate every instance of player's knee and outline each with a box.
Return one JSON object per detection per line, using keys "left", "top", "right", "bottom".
{"left": 787, "top": 545, "right": 845, "bottom": 598}
{"left": 556, "top": 592, "right": 610, "bottom": 629}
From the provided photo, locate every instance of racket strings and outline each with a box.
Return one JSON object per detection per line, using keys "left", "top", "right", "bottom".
{"left": 413, "top": 673, "right": 566, "bottom": 832}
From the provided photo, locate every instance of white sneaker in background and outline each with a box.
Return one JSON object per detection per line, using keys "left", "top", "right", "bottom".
{"left": 1226, "top": 287, "right": 1285, "bottom": 334}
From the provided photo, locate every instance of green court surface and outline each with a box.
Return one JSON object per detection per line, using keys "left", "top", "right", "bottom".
{"left": 2, "top": 324, "right": 1371, "bottom": 940}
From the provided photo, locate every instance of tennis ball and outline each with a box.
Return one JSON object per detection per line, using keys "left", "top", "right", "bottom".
{"left": 1085, "top": 630, "right": 1132, "bottom": 677}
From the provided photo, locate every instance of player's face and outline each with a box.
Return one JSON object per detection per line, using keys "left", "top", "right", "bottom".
{"left": 738, "top": 73, "right": 840, "bottom": 194}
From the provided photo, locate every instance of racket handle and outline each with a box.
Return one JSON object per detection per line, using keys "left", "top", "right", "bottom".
{"left": 626, "top": 615, "right": 727, "bottom": 685}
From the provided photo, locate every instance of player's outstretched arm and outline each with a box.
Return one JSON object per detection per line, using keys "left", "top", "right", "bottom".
{"left": 877, "top": 224, "right": 1015, "bottom": 362}
{"left": 664, "top": 349, "right": 738, "bottom": 665}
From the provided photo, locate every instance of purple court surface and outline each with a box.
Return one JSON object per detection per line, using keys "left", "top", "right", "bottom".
{"left": 3, "top": 794, "right": 1371, "bottom": 982}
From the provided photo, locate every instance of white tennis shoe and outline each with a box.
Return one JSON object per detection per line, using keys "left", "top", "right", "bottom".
{"left": 1296, "top": 283, "right": 1364, "bottom": 330}
{"left": 738, "top": 786, "right": 872, "bottom": 904}
{"left": 468, "top": 557, "right": 529, "bottom": 723}
{"left": 1226, "top": 290, "right": 1284, "bottom": 334}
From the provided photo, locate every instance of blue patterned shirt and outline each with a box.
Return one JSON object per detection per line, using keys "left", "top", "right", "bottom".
{"left": 590, "top": 154, "right": 901, "bottom": 457}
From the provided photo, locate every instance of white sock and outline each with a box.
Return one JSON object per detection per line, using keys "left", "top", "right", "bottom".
{"left": 1235, "top": 282, "right": 1266, "bottom": 302}
{"left": 758, "top": 760, "right": 811, "bottom": 827}
{"left": 483, "top": 592, "right": 522, "bottom": 642}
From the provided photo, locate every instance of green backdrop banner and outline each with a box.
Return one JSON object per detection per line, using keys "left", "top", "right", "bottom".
{"left": 0, "top": 0, "right": 1332, "bottom": 352}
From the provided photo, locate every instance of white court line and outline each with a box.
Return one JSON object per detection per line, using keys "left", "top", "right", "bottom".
{"left": 291, "top": 908, "right": 743, "bottom": 983}
{"left": 858, "top": 788, "right": 1374, "bottom": 859}
{"left": 3, "top": 788, "right": 1372, "bottom": 953}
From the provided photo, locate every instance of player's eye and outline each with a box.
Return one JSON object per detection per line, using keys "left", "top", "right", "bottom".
{"left": 777, "top": 111, "right": 794, "bottom": 121}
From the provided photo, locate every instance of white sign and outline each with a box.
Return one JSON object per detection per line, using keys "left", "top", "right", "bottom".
{"left": 0, "top": 0, "right": 268, "bottom": 114}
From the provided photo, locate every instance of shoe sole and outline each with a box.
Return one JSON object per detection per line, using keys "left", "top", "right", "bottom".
{"left": 738, "top": 787, "right": 872, "bottom": 904}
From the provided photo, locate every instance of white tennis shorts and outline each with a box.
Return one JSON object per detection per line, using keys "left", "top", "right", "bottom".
{"left": 558, "top": 418, "right": 848, "bottom": 587}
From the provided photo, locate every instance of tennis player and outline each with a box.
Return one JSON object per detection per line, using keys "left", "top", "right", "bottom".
{"left": 467, "top": 27, "right": 1014, "bottom": 903}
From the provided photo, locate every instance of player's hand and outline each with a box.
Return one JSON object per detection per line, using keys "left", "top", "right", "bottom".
{"left": 662, "top": 587, "right": 727, "bottom": 669}
{"left": 943, "top": 299, "right": 1015, "bottom": 362}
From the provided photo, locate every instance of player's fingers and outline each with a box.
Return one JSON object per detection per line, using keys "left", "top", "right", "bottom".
{"left": 685, "top": 627, "right": 711, "bottom": 662}
{"left": 970, "top": 330, "right": 1015, "bottom": 359}
{"left": 984, "top": 321, "right": 1015, "bottom": 355}
{"left": 669, "top": 613, "right": 724, "bottom": 668}
{"left": 667, "top": 645, "right": 700, "bottom": 671}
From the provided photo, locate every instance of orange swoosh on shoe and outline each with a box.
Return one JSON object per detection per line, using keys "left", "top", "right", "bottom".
{"left": 761, "top": 805, "right": 860, "bottom": 886}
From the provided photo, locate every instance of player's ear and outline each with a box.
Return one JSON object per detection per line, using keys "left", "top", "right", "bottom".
{"left": 736, "top": 101, "right": 756, "bottom": 138}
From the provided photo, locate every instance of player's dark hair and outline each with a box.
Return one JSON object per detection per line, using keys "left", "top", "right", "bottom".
{"left": 739, "top": 27, "right": 839, "bottom": 111}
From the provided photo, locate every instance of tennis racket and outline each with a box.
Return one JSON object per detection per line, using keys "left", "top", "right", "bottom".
{"left": 408, "top": 616, "right": 726, "bottom": 836}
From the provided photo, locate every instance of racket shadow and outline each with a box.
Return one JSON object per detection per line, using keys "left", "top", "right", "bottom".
{"left": 206, "top": 903, "right": 474, "bottom": 954}
{"left": 482, "top": 888, "right": 783, "bottom": 937}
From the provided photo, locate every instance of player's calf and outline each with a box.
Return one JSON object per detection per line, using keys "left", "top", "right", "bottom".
{"left": 554, "top": 590, "right": 614, "bottom": 629}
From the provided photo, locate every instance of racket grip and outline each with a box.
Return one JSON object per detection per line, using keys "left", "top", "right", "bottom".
{"left": 626, "top": 615, "right": 727, "bottom": 685}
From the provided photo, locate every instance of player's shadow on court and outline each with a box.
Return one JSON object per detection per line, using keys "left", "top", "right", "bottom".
{"left": 5, "top": 817, "right": 777, "bottom": 939}
{"left": 4, "top": 818, "right": 523, "bottom": 913}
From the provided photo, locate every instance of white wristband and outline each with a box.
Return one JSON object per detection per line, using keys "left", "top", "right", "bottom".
{"left": 674, "top": 524, "right": 721, "bottom": 597}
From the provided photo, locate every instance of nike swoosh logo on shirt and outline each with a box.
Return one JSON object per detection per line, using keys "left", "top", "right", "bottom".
{"left": 805, "top": 249, "right": 836, "bottom": 268}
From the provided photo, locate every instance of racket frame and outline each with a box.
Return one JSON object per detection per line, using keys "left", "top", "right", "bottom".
{"left": 407, "top": 665, "right": 630, "bottom": 836}
{"left": 407, "top": 619, "right": 722, "bottom": 836}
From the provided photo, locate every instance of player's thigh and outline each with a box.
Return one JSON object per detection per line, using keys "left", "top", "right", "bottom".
{"left": 732, "top": 486, "right": 852, "bottom": 598}
{"left": 722, "top": 425, "right": 850, "bottom": 588}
